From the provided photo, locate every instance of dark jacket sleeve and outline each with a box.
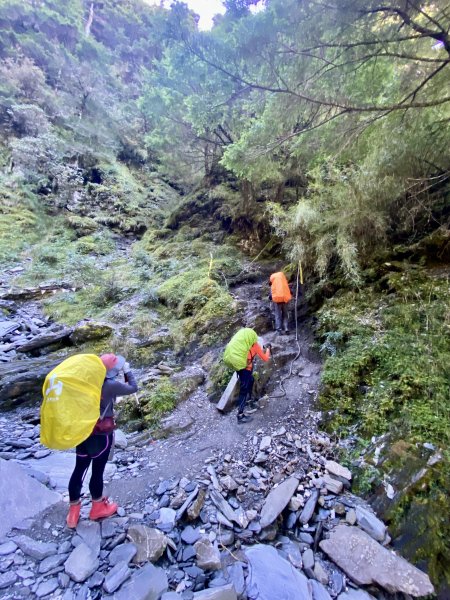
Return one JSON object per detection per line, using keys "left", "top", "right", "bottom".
{"left": 108, "top": 371, "right": 138, "bottom": 396}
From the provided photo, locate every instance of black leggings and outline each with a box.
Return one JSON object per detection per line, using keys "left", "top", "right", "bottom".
{"left": 237, "top": 369, "right": 254, "bottom": 414}
{"left": 68, "top": 433, "right": 113, "bottom": 502}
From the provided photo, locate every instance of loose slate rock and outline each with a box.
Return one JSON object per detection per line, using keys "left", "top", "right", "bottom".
{"left": 76, "top": 521, "right": 101, "bottom": 556}
{"left": 355, "top": 506, "right": 386, "bottom": 542}
{"left": 324, "top": 460, "right": 352, "bottom": 481}
{"left": 194, "top": 538, "right": 222, "bottom": 571}
{"left": 36, "top": 577, "right": 59, "bottom": 598}
{"left": 320, "top": 524, "right": 434, "bottom": 597}
{"left": 0, "top": 458, "right": 59, "bottom": 537}
{"left": 103, "top": 560, "right": 132, "bottom": 593}
{"left": 259, "top": 476, "right": 299, "bottom": 528}
{"left": 245, "top": 544, "right": 312, "bottom": 600}
{"left": 65, "top": 542, "right": 99, "bottom": 583}
{"left": 0, "top": 571, "right": 18, "bottom": 589}
{"left": 299, "top": 490, "right": 319, "bottom": 525}
{"left": 112, "top": 563, "right": 168, "bottom": 600}
{"left": 109, "top": 543, "right": 137, "bottom": 566}
{"left": 128, "top": 524, "right": 168, "bottom": 563}
{"left": 181, "top": 526, "right": 201, "bottom": 545}
{"left": 337, "top": 590, "right": 377, "bottom": 600}
{"left": 0, "top": 540, "right": 17, "bottom": 555}
{"left": 14, "top": 535, "right": 58, "bottom": 560}
{"left": 192, "top": 584, "right": 237, "bottom": 599}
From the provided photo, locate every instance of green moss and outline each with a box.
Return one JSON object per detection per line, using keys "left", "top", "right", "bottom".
{"left": 317, "top": 263, "right": 450, "bottom": 587}
{"left": 0, "top": 185, "right": 45, "bottom": 266}
{"left": 137, "top": 379, "right": 178, "bottom": 428}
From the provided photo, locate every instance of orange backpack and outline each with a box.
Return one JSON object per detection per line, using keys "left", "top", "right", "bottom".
{"left": 270, "top": 272, "right": 292, "bottom": 303}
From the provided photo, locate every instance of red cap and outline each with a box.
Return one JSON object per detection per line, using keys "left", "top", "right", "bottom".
{"left": 100, "top": 353, "right": 118, "bottom": 371}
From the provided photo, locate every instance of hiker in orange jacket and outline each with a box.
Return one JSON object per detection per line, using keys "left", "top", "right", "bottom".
{"left": 269, "top": 271, "right": 292, "bottom": 333}
{"left": 237, "top": 340, "right": 271, "bottom": 423}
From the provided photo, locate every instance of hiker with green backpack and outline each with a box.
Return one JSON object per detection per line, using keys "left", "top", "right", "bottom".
{"left": 223, "top": 328, "right": 271, "bottom": 423}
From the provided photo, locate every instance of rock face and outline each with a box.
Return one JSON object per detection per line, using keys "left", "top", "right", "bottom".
{"left": 320, "top": 525, "right": 434, "bottom": 597}
{"left": 0, "top": 458, "right": 60, "bottom": 537}
{"left": 0, "top": 356, "right": 60, "bottom": 405}
{"left": 245, "top": 544, "right": 312, "bottom": 600}
{"left": 259, "top": 476, "right": 299, "bottom": 528}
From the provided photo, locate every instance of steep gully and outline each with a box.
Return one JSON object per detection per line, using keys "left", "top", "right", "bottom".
{"left": 0, "top": 260, "right": 436, "bottom": 599}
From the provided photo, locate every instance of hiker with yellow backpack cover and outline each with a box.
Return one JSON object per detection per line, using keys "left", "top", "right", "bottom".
{"left": 41, "top": 353, "right": 138, "bottom": 528}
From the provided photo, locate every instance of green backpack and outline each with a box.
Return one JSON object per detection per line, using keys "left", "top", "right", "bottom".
{"left": 223, "top": 328, "right": 258, "bottom": 371}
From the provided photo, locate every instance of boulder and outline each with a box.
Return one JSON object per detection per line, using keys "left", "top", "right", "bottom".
{"left": 114, "top": 429, "right": 128, "bottom": 449}
{"left": 259, "top": 477, "right": 299, "bottom": 528}
{"left": 112, "top": 563, "right": 168, "bottom": 600}
{"left": 320, "top": 524, "right": 434, "bottom": 597}
{"left": 160, "top": 413, "right": 194, "bottom": 436}
{"left": 109, "top": 543, "right": 137, "bottom": 566}
{"left": 128, "top": 525, "right": 168, "bottom": 563}
{"left": 0, "top": 459, "right": 60, "bottom": 537}
{"left": 70, "top": 322, "right": 113, "bottom": 344}
{"left": 245, "top": 544, "right": 312, "bottom": 600}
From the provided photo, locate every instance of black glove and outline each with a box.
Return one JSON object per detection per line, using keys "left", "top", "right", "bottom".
{"left": 264, "top": 343, "right": 272, "bottom": 351}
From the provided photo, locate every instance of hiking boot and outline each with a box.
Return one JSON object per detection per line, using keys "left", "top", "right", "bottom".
{"left": 66, "top": 502, "right": 81, "bottom": 529}
{"left": 89, "top": 497, "right": 118, "bottom": 521}
{"left": 248, "top": 398, "right": 259, "bottom": 409}
{"left": 237, "top": 413, "right": 253, "bottom": 423}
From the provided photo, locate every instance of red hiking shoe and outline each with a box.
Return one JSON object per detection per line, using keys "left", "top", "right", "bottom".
{"left": 89, "top": 497, "right": 118, "bottom": 521}
{"left": 66, "top": 502, "right": 81, "bottom": 529}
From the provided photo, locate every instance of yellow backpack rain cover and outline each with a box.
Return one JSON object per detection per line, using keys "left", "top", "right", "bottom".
{"left": 40, "top": 354, "right": 106, "bottom": 450}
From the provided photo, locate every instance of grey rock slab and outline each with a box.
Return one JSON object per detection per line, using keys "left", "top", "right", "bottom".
{"left": 192, "top": 585, "right": 237, "bottom": 599}
{"left": 226, "top": 563, "right": 245, "bottom": 597}
{"left": 39, "top": 553, "right": 67, "bottom": 573}
{"left": 114, "top": 429, "right": 128, "bottom": 449}
{"left": 259, "top": 436, "right": 271, "bottom": 451}
{"left": 128, "top": 524, "right": 168, "bottom": 563}
{"left": 103, "top": 560, "right": 132, "bottom": 593}
{"left": 0, "top": 458, "right": 60, "bottom": 537}
{"left": 0, "top": 540, "right": 17, "bottom": 555}
{"left": 109, "top": 543, "right": 137, "bottom": 566}
{"left": 303, "top": 548, "right": 315, "bottom": 570}
{"left": 299, "top": 490, "right": 319, "bottom": 525}
{"left": 36, "top": 577, "right": 59, "bottom": 598}
{"left": 245, "top": 544, "right": 312, "bottom": 600}
{"left": 162, "top": 594, "right": 183, "bottom": 599}
{"left": 309, "top": 579, "right": 332, "bottom": 600}
{"left": 14, "top": 535, "right": 58, "bottom": 560}
{"left": 259, "top": 476, "right": 299, "bottom": 528}
{"left": 320, "top": 524, "right": 434, "bottom": 597}
{"left": 194, "top": 538, "right": 222, "bottom": 571}
{"left": 338, "top": 591, "right": 377, "bottom": 600}
{"left": 0, "top": 571, "right": 18, "bottom": 589}
{"left": 64, "top": 542, "right": 99, "bottom": 583}
{"left": 324, "top": 460, "right": 352, "bottom": 481}
{"left": 355, "top": 506, "right": 386, "bottom": 542}
{"left": 76, "top": 521, "right": 101, "bottom": 557}
{"left": 216, "top": 372, "right": 238, "bottom": 412}
{"left": 209, "top": 490, "right": 238, "bottom": 525}
{"left": 101, "top": 520, "right": 117, "bottom": 539}
{"left": 323, "top": 475, "right": 343, "bottom": 494}
{"left": 112, "top": 563, "right": 168, "bottom": 600}
{"left": 181, "top": 526, "right": 201, "bottom": 545}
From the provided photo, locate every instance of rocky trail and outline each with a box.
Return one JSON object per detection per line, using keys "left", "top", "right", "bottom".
{"left": 0, "top": 264, "right": 436, "bottom": 600}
